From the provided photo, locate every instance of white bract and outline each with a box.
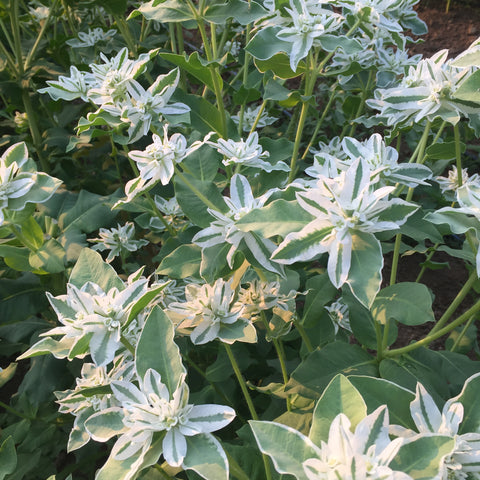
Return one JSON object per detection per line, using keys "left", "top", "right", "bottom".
{"left": 303, "top": 407, "right": 412, "bottom": 480}
{"left": 168, "top": 278, "right": 256, "bottom": 345}
{"left": 0, "top": 142, "right": 61, "bottom": 225}
{"left": 90, "top": 222, "right": 148, "bottom": 262}
{"left": 55, "top": 358, "right": 135, "bottom": 451}
{"left": 277, "top": 0, "right": 343, "bottom": 71}
{"left": 238, "top": 279, "right": 298, "bottom": 320}
{"left": 272, "top": 158, "right": 417, "bottom": 288}
{"left": 231, "top": 105, "right": 277, "bottom": 132}
{"left": 325, "top": 297, "right": 352, "bottom": 334}
{"left": 192, "top": 174, "right": 283, "bottom": 275}
{"left": 391, "top": 383, "right": 480, "bottom": 480}
{"left": 125, "top": 125, "right": 205, "bottom": 200}
{"left": 209, "top": 132, "right": 289, "bottom": 172}
{"left": 368, "top": 49, "right": 480, "bottom": 126}
{"left": 40, "top": 277, "right": 150, "bottom": 366}
{"left": 98, "top": 368, "right": 235, "bottom": 467}
{"left": 66, "top": 27, "right": 117, "bottom": 48}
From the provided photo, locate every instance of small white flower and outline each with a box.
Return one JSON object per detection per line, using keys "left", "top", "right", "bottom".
{"left": 209, "top": 132, "right": 288, "bottom": 172}
{"left": 231, "top": 105, "right": 278, "bottom": 132}
{"left": 107, "top": 369, "right": 235, "bottom": 466}
{"left": 66, "top": 28, "right": 117, "bottom": 48}
{"left": 192, "top": 174, "right": 283, "bottom": 274}
{"left": 303, "top": 407, "right": 412, "bottom": 480}
{"left": 90, "top": 222, "right": 148, "bottom": 263}
{"left": 125, "top": 125, "right": 205, "bottom": 200}
{"left": 168, "top": 278, "right": 255, "bottom": 345}
{"left": 238, "top": 279, "right": 298, "bottom": 319}
{"left": 277, "top": 0, "right": 343, "bottom": 71}
{"left": 325, "top": 298, "right": 352, "bottom": 334}
{"left": 391, "top": 383, "right": 480, "bottom": 480}
{"left": 43, "top": 278, "right": 150, "bottom": 366}
{"left": 436, "top": 165, "right": 478, "bottom": 196}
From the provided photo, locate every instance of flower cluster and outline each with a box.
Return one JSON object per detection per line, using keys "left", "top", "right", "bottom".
{"left": 39, "top": 49, "right": 189, "bottom": 142}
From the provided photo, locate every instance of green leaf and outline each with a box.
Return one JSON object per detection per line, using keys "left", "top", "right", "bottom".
{"left": 348, "top": 376, "right": 416, "bottom": 429}
{"left": 317, "top": 34, "right": 363, "bottom": 53}
{"left": 157, "top": 244, "right": 202, "bottom": 278}
{"left": 174, "top": 91, "right": 236, "bottom": 137}
{"left": 425, "top": 209, "right": 479, "bottom": 236}
{"left": 255, "top": 53, "right": 305, "bottom": 79}
{"left": 8, "top": 173, "right": 62, "bottom": 211}
{"left": 182, "top": 434, "right": 228, "bottom": 480}
{"left": 371, "top": 282, "right": 435, "bottom": 326}
{"left": 426, "top": 141, "right": 466, "bottom": 160}
{"left": 342, "top": 288, "right": 398, "bottom": 349}
{"left": 452, "top": 50, "right": 480, "bottom": 68}
{"left": 135, "top": 306, "right": 186, "bottom": 396}
{"left": 379, "top": 351, "right": 449, "bottom": 404}
{"left": 0, "top": 437, "right": 16, "bottom": 480}
{"left": 200, "top": 243, "right": 236, "bottom": 283}
{"left": 69, "top": 248, "right": 123, "bottom": 291}
{"left": 21, "top": 216, "right": 44, "bottom": 250}
{"left": 84, "top": 409, "right": 126, "bottom": 442}
{"left": 453, "top": 70, "right": 480, "bottom": 103}
{"left": 451, "top": 373, "right": 480, "bottom": 434}
{"left": 288, "top": 342, "right": 378, "bottom": 399}
{"left": 249, "top": 420, "right": 318, "bottom": 480}
{"left": 56, "top": 189, "right": 120, "bottom": 262}
{"left": 236, "top": 199, "right": 313, "bottom": 237}
{"left": 160, "top": 51, "right": 221, "bottom": 92}
{"left": 29, "top": 238, "right": 66, "bottom": 273}
{"left": 390, "top": 435, "right": 454, "bottom": 480}
{"left": 309, "top": 375, "right": 367, "bottom": 445}
{"left": 174, "top": 174, "right": 227, "bottom": 228}
{"left": 204, "top": 0, "right": 268, "bottom": 24}
{"left": 181, "top": 143, "right": 221, "bottom": 182}
{"left": 346, "top": 231, "right": 383, "bottom": 308}
{"left": 246, "top": 27, "right": 291, "bottom": 61}
{"left": 0, "top": 245, "right": 36, "bottom": 272}
{"left": 301, "top": 273, "right": 337, "bottom": 328}
{"left": 136, "top": 0, "right": 195, "bottom": 22}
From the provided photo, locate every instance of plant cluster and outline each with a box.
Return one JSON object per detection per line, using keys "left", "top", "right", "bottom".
{"left": 2, "top": 0, "right": 480, "bottom": 479}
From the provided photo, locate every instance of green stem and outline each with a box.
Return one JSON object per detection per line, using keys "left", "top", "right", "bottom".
{"left": 223, "top": 344, "right": 258, "bottom": 420}
{"left": 454, "top": 123, "right": 463, "bottom": 187}
{"left": 168, "top": 23, "right": 177, "bottom": 54}
{"left": 301, "top": 80, "right": 339, "bottom": 161}
{"left": 375, "top": 320, "right": 384, "bottom": 362}
{"left": 120, "top": 336, "right": 135, "bottom": 355}
{"left": 0, "top": 400, "right": 32, "bottom": 420}
{"left": 114, "top": 14, "right": 137, "bottom": 56}
{"left": 11, "top": 0, "right": 24, "bottom": 76}
{"left": 347, "top": 70, "right": 374, "bottom": 138}
{"left": 450, "top": 314, "right": 475, "bottom": 353}
{"left": 295, "top": 320, "right": 314, "bottom": 353}
{"left": 24, "top": 0, "right": 60, "bottom": 71}
{"left": 223, "top": 343, "right": 273, "bottom": 480}
{"left": 248, "top": 100, "right": 267, "bottom": 136}
{"left": 184, "top": 353, "right": 237, "bottom": 415}
{"left": 383, "top": 298, "right": 480, "bottom": 358}
{"left": 429, "top": 269, "right": 478, "bottom": 335}
{"left": 260, "top": 312, "right": 291, "bottom": 411}
{"left": 389, "top": 121, "right": 431, "bottom": 285}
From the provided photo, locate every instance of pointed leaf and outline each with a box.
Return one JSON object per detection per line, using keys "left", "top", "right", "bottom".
{"left": 309, "top": 374, "right": 367, "bottom": 445}
{"left": 135, "top": 306, "right": 186, "bottom": 396}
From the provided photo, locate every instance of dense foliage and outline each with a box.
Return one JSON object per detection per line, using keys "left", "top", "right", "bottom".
{"left": 2, "top": 0, "right": 480, "bottom": 479}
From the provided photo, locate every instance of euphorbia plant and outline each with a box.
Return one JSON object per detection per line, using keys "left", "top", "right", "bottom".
{"left": 2, "top": 1, "right": 480, "bottom": 479}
